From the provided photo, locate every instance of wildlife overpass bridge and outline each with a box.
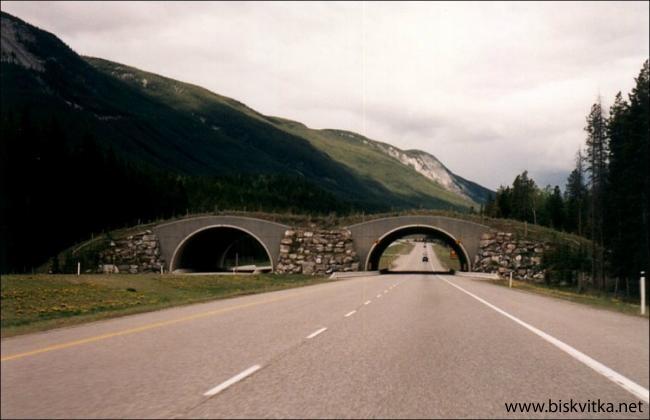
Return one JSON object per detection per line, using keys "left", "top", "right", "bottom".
{"left": 151, "top": 215, "right": 491, "bottom": 274}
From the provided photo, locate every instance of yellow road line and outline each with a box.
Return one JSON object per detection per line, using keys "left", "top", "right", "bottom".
{"left": 1, "top": 293, "right": 300, "bottom": 362}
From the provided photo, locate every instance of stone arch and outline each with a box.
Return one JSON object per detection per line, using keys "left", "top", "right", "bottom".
{"left": 365, "top": 224, "right": 470, "bottom": 271}
{"left": 169, "top": 224, "right": 274, "bottom": 273}
{"left": 153, "top": 216, "right": 289, "bottom": 272}
{"left": 348, "top": 215, "right": 491, "bottom": 272}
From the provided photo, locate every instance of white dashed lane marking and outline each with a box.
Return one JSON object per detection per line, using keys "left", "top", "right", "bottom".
{"left": 306, "top": 327, "right": 328, "bottom": 339}
{"left": 203, "top": 365, "right": 261, "bottom": 397}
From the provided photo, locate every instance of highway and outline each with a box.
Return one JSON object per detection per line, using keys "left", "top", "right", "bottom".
{"left": 2, "top": 245, "right": 648, "bottom": 418}
{"left": 391, "top": 241, "right": 447, "bottom": 271}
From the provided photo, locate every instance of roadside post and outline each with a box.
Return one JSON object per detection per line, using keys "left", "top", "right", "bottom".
{"left": 641, "top": 271, "right": 646, "bottom": 315}
{"left": 509, "top": 272, "right": 513, "bottom": 288}
{"left": 77, "top": 262, "right": 81, "bottom": 276}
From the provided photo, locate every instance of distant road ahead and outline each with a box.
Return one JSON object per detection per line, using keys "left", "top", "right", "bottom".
{"left": 2, "top": 273, "right": 648, "bottom": 418}
{"left": 392, "top": 241, "right": 446, "bottom": 271}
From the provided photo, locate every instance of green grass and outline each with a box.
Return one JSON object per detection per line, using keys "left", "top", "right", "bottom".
{"left": 1, "top": 273, "right": 332, "bottom": 337}
{"left": 431, "top": 243, "right": 461, "bottom": 271}
{"left": 487, "top": 278, "right": 649, "bottom": 318}
{"left": 379, "top": 241, "right": 416, "bottom": 270}
{"left": 269, "top": 120, "right": 476, "bottom": 209}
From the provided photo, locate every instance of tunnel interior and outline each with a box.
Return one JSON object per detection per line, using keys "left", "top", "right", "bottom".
{"left": 172, "top": 227, "right": 272, "bottom": 273}
{"left": 367, "top": 226, "right": 469, "bottom": 272}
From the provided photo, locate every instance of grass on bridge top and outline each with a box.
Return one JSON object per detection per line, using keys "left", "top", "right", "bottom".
{"left": 66, "top": 208, "right": 590, "bottom": 254}
{"left": 1, "top": 273, "right": 331, "bottom": 337}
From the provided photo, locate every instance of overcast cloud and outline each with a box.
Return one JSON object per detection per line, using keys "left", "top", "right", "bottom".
{"left": 2, "top": 1, "right": 648, "bottom": 189}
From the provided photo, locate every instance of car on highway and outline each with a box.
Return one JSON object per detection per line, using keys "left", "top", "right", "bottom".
{"left": 422, "top": 256, "right": 429, "bottom": 262}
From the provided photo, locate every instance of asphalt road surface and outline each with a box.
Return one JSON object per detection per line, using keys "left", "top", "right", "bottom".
{"left": 392, "top": 241, "right": 446, "bottom": 271}
{"left": 2, "top": 274, "right": 648, "bottom": 419}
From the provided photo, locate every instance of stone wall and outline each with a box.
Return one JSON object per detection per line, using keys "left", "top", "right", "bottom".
{"left": 474, "top": 231, "right": 549, "bottom": 282}
{"left": 98, "top": 230, "right": 164, "bottom": 273}
{"left": 275, "top": 228, "right": 360, "bottom": 275}
{"left": 92, "top": 226, "right": 548, "bottom": 278}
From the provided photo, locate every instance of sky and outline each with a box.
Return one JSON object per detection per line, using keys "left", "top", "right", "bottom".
{"left": 2, "top": 1, "right": 648, "bottom": 190}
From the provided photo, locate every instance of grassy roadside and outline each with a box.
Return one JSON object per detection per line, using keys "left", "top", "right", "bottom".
{"left": 378, "top": 241, "right": 416, "bottom": 270}
{"left": 431, "top": 243, "right": 461, "bottom": 271}
{"left": 486, "top": 277, "right": 649, "bottom": 318}
{"left": 1, "top": 273, "right": 332, "bottom": 337}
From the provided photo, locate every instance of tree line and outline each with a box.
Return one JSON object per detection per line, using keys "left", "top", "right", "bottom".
{"left": 482, "top": 60, "right": 649, "bottom": 296}
{"left": 0, "top": 110, "right": 354, "bottom": 273}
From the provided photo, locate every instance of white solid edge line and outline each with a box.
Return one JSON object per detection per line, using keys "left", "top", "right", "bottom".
{"left": 306, "top": 327, "right": 328, "bottom": 339}
{"left": 438, "top": 276, "right": 650, "bottom": 403}
{"left": 364, "top": 300, "right": 371, "bottom": 305}
{"left": 344, "top": 310, "right": 357, "bottom": 317}
{"left": 203, "top": 365, "right": 262, "bottom": 397}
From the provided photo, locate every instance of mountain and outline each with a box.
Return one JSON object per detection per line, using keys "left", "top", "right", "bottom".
{"left": 1, "top": 11, "right": 491, "bottom": 208}
{"left": 1, "top": 11, "right": 495, "bottom": 271}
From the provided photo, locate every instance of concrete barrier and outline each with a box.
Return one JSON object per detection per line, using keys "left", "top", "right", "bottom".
{"left": 455, "top": 272, "right": 501, "bottom": 280}
{"left": 329, "top": 271, "right": 381, "bottom": 280}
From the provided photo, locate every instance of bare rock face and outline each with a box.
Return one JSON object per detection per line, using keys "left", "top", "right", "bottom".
{"left": 1, "top": 15, "right": 45, "bottom": 71}
{"left": 474, "top": 231, "right": 549, "bottom": 282}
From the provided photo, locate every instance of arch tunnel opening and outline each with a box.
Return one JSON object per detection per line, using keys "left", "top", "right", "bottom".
{"left": 366, "top": 226, "right": 469, "bottom": 273}
{"left": 171, "top": 226, "right": 273, "bottom": 273}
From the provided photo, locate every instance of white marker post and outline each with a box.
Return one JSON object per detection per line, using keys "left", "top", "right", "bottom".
{"left": 77, "top": 262, "right": 81, "bottom": 276}
{"left": 160, "top": 265, "right": 163, "bottom": 275}
{"left": 641, "top": 271, "right": 646, "bottom": 316}
{"left": 509, "top": 272, "right": 513, "bottom": 288}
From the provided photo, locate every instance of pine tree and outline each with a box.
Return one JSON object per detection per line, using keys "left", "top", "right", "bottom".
{"left": 606, "top": 60, "right": 650, "bottom": 293}
{"left": 605, "top": 92, "right": 630, "bottom": 283}
{"left": 511, "top": 171, "right": 537, "bottom": 223}
{"left": 584, "top": 98, "right": 609, "bottom": 288}
{"left": 546, "top": 186, "right": 565, "bottom": 230}
{"left": 565, "top": 150, "right": 587, "bottom": 236}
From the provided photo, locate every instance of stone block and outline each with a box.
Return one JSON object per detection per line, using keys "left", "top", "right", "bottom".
{"left": 302, "top": 262, "right": 315, "bottom": 275}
